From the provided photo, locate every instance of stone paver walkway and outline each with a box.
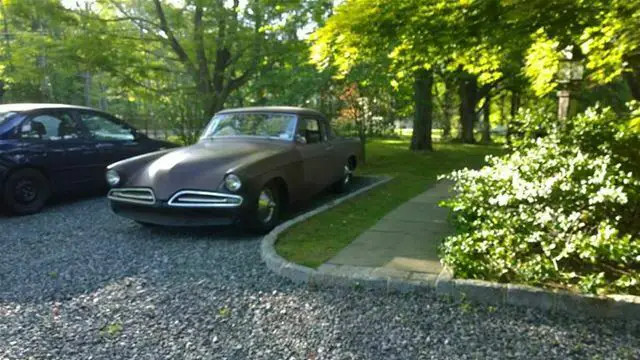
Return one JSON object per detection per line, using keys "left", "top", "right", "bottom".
{"left": 324, "top": 180, "right": 454, "bottom": 275}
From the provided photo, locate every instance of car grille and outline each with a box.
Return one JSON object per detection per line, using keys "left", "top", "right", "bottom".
{"left": 108, "top": 188, "right": 156, "bottom": 205}
{"left": 168, "top": 190, "right": 243, "bottom": 208}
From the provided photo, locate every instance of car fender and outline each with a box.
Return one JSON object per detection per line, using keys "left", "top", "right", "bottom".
{"left": 235, "top": 152, "right": 305, "bottom": 206}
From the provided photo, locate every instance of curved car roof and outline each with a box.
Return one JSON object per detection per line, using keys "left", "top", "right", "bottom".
{"left": 0, "top": 103, "right": 96, "bottom": 113}
{"left": 216, "top": 106, "right": 326, "bottom": 118}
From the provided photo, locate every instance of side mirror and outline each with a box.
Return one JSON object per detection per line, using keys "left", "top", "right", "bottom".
{"left": 132, "top": 129, "right": 146, "bottom": 140}
{"left": 295, "top": 134, "right": 307, "bottom": 145}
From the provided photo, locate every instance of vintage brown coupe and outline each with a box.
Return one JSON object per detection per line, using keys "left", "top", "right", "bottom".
{"left": 105, "top": 106, "right": 362, "bottom": 233}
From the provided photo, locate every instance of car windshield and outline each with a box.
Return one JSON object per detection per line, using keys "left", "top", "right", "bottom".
{"left": 200, "top": 112, "right": 297, "bottom": 141}
{"left": 0, "top": 111, "right": 17, "bottom": 126}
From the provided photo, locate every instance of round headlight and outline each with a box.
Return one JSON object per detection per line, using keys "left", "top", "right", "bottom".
{"left": 105, "top": 169, "right": 121, "bottom": 187}
{"left": 224, "top": 174, "right": 242, "bottom": 192}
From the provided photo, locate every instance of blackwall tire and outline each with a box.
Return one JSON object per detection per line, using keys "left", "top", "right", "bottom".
{"left": 2, "top": 168, "right": 50, "bottom": 215}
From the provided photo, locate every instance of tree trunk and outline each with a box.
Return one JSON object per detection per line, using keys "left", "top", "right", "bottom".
{"left": 208, "top": 93, "right": 226, "bottom": 116}
{"left": 459, "top": 75, "right": 477, "bottom": 144}
{"left": 499, "top": 92, "right": 506, "bottom": 127}
{"left": 481, "top": 95, "right": 492, "bottom": 144}
{"left": 83, "top": 72, "right": 92, "bottom": 107}
{"left": 152, "top": 0, "right": 258, "bottom": 119}
{"left": 359, "top": 126, "right": 366, "bottom": 164}
{"left": 0, "top": 2, "right": 6, "bottom": 103}
{"left": 507, "top": 90, "right": 521, "bottom": 145}
{"left": 355, "top": 103, "right": 367, "bottom": 163}
{"left": 0, "top": 1, "right": 11, "bottom": 96}
{"left": 410, "top": 68, "right": 434, "bottom": 151}
{"left": 99, "top": 82, "right": 108, "bottom": 110}
{"left": 442, "top": 77, "right": 455, "bottom": 139}
{"left": 623, "top": 54, "right": 640, "bottom": 101}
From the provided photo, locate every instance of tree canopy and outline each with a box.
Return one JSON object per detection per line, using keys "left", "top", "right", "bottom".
{"left": 0, "top": 0, "right": 637, "bottom": 146}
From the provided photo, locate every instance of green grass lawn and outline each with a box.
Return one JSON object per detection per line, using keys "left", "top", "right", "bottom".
{"left": 275, "top": 138, "right": 506, "bottom": 268}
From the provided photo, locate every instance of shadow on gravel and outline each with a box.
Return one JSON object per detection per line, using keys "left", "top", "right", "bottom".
{"left": 0, "top": 188, "right": 108, "bottom": 218}
{"left": 2, "top": 176, "right": 639, "bottom": 360}
{"left": 0, "top": 176, "right": 380, "bottom": 303}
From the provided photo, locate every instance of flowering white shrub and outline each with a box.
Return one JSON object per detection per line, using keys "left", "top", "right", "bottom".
{"left": 440, "top": 106, "right": 640, "bottom": 295}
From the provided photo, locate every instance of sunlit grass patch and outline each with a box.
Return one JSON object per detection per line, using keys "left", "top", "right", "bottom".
{"left": 275, "top": 138, "right": 504, "bottom": 268}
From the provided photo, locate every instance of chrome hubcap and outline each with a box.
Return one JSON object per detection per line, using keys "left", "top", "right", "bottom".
{"left": 257, "top": 189, "right": 277, "bottom": 223}
{"left": 343, "top": 165, "right": 353, "bottom": 185}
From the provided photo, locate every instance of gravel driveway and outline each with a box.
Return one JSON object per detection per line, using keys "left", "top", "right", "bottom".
{"left": 1, "top": 189, "right": 639, "bottom": 359}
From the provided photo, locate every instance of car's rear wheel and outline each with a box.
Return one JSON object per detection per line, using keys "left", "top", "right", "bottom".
{"left": 332, "top": 158, "right": 355, "bottom": 193}
{"left": 2, "top": 168, "right": 51, "bottom": 215}
{"left": 247, "top": 182, "right": 281, "bottom": 234}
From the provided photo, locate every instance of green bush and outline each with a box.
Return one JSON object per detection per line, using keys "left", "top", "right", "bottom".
{"left": 508, "top": 106, "right": 557, "bottom": 146}
{"left": 440, "top": 105, "right": 640, "bottom": 295}
{"left": 166, "top": 135, "right": 191, "bottom": 146}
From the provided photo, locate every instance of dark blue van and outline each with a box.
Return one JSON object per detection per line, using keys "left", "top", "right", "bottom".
{"left": 0, "top": 103, "right": 177, "bottom": 215}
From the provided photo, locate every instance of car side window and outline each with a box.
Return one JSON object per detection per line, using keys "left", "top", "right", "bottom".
{"left": 21, "top": 112, "right": 82, "bottom": 141}
{"left": 318, "top": 118, "right": 329, "bottom": 141}
{"left": 297, "top": 118, "right": 323, "bottom": 144}
{"left": 79, "top": 112, "right": 135, "bottom": 141}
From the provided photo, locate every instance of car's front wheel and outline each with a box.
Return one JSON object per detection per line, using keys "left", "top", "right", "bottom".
{"left": 2, "top": 168, "right": 51, "bottom": 215}
{"left": 247, "top": 182, "right": 281, "bottom": 234}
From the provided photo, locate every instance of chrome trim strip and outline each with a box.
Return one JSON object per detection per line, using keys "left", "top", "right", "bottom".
{"left": 167, "top": 190, "right": 243, "bottom": 208}
{"left": 175, "top": 196, "right": 228, "bottom": 203}
{"left": 108, "top": 188, "right": 156, "bottom": 205}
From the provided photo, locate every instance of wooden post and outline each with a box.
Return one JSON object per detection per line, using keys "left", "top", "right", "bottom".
{"left": 557, "top": 90, "right": 570, "bottom": 122}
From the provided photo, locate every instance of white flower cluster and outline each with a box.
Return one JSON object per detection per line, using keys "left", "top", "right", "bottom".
{"left": 439, "top": 123, "right": 640, "bottom": 294}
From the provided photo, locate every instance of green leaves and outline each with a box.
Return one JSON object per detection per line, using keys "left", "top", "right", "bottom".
{"left": 440, "top": 105, "right": 640, "bottom": 295}
{"left": 581, "top": 0, "right": 640, "bottom": 85}
{"left": 525, "top": 30, "right": 560, "bottom": 96}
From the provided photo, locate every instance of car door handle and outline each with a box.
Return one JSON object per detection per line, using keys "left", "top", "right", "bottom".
{"left": 325, "top": 145, "right": 334, "bottom": 151}
{"left": 96, "top": 143, "right": 114, "bottom": 150}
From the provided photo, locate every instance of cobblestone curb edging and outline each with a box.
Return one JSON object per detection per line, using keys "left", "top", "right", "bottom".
{"left": 436, "top": 267, "right": 640, "bottom": 321}
{"left": 261, "top": 175, "right": 393, "bottom": 281}
{"left": 260, "top": 178, "right": 640, "bottom": 321}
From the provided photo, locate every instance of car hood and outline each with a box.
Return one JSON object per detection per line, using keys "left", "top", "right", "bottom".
{"left": 123, "top": 138, "right": 291, "bottom": 200}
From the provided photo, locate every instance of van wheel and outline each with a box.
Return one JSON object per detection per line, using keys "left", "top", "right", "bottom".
{"left": 2, "top": 168, "right": 51, "bottom": 215}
